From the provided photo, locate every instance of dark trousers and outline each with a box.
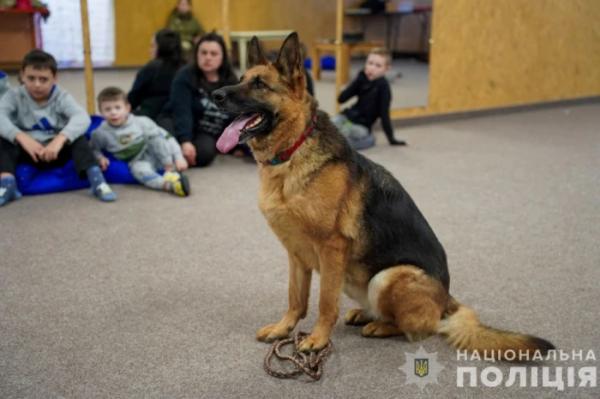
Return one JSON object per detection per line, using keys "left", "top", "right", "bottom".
{"left": 192, "top": 134, "right": 217, "bottom": 167}
{"left": 157, "top": 115, "right": 217, "bottom": 167}
{"left": 0, "top": 136, "right": 97, "bottom": 177}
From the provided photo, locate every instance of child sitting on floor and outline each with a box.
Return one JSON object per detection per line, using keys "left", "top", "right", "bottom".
{"left": 0, "top": 50, "right": 116, "bottom": 206}
{"left": 91, "top": 86, "right": 190, "bottom": 197}
{"left": 333, "top": 48, "right": 406, "bottom": 150}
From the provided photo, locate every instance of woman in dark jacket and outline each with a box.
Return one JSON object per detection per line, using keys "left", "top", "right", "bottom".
{"left": 128, "top": 29, "right": 184, "bottom": 120}
{"left": 160, "top": 32, "right": 238, "bottom": 167}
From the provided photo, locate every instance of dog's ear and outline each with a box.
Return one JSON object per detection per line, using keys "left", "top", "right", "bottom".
{"left": 275, "top": 32, "right": 305, "bottom": 88}
{"left": 248, "top": 36, "right": 268, "bottom": 68}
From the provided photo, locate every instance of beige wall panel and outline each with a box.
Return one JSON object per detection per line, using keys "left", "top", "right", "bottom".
{"left": 115, "top": 0, "right": 343, "bottom": 66}
{"left": 426, "top": 0, "right": 600, "bottom": 114}
{"left": 114, "top": 0, "right": 423, "bottom": 64}
{"left": 114, "top": 0, "right": 175, "bottom": 66}
{"left": 213, "top": 0, "right": 342, "bottom": 52}
{"left": 115, "top": 0, "right": 599, "bottom": 115}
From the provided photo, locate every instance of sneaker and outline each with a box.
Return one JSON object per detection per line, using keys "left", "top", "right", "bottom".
{"left": 164, "top": 172, "right": 190, "bottom": 197}
{"left": 177, "top": 173, "right": 190, "bottom": 197}
{"left": 92, "top": 182, "right": 117, "bottom": 202}
{"left": 0, "top": 186, "right": 14, "bottom": 206}
{"left": 0, "top": 179, "right": 19, "bottom": 207}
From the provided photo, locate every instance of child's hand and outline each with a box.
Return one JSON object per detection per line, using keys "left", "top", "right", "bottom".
{"left": 40, "top": 134, "right": 67, "bottom": 162}
{"left": 164, "top": 163, "right": 174, "bottom": 172}
{"left": 99, "top": 156, "right": 110, "bottom": 171}
{"left": 175, "top": 158, "right": 188, "bottom": 171}
{"left": 15, "top": 132, "right": 44, "bottom": 162}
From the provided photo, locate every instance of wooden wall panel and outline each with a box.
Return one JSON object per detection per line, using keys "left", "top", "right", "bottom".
{"left": 114, "top": 0, "right": 346, "bottom": 67}
{"left": 114, "top": 0, "right": 174, "bottom": 66}
{"left": 115, "top": 0, "right": 600, "bottom": 116}
{"left": 405, "top": 0, "right": 600, "bottom": 117}
{"left": 114, "top": 0, "right": 423, "bottom": 65}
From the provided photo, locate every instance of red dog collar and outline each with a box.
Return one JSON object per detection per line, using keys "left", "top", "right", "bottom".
{"left": 264, "top": 115, "right": 318, "bottom": 166}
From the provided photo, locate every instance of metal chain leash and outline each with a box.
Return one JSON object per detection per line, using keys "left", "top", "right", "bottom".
{"left": 264, "top": 331, "right": 333, "bottom": 381}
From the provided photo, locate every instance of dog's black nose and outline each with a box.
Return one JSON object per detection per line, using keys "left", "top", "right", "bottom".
{"left": 212, "top": 89, "right": 226, "bottom": 105}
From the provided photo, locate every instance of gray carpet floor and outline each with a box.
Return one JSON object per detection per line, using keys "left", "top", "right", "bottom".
{"left": 1, "top": 85, "right": 599, "bottom": 397}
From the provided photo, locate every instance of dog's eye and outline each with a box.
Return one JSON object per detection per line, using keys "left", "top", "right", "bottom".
{"left": 253, "top": 77, "right": 267, "bottom": 90}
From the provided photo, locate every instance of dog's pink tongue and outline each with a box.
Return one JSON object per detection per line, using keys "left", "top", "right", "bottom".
{"left": 217, "top": 115, "right": 254, "bottom": 153}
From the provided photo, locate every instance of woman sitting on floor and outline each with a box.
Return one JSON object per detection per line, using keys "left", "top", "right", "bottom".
{"left": 128, "top": 29, "right": 185, "bottom": 121}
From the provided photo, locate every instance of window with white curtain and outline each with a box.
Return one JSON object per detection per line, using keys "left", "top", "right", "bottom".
{"left": 40, "top": 0, "right": 115, "bottom": 67}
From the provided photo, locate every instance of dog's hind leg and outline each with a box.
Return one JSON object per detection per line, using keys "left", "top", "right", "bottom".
{"left": 343, "top": 265, "right": 373, "bottom": 326}
{"left": 367, "top": 265, "right": 448, "bottom": 341}
{"left": 344, "top": 308, "right": 373, "bottom": 326}
{"left": 361, "top": 320, "right": 402, "bottom": 337}
{"left": 256, "top": 253, "right": 312, "bottom": 342}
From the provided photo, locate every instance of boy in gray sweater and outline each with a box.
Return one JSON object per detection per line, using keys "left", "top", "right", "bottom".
{"left": 91, "top": 87, "right": 190, "bottom": 197}
{"left": 0, "top": 50, "right": 116, "bottom": 206}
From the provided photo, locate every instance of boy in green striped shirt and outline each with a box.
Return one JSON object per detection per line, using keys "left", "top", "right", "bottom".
{"left": 91, "top": 87, "right": 190, "bottom": 197}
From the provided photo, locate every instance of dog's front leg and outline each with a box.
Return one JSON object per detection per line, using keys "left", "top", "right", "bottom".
{"left": 299, "top": 236, "right": 347, "bottom": 352}
{"left": 256, "top": 252, "right": 312, "bottom": 342}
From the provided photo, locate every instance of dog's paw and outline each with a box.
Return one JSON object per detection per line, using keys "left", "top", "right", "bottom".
{"left": 298, "top": 333, "right": 329, "bottom": 352}
{"left": 256, "top": 323, "right": 292, "bottom": 342}
{"left": 344, "top": 308, "right": 372, "bottom": 326}
{"left": 361, "top": 321, "right": 401, "bottom": 338}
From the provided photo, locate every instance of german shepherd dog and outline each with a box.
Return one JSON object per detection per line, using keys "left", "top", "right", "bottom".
{"left": 213, "top": 33, "right": 554, "bottom": 358}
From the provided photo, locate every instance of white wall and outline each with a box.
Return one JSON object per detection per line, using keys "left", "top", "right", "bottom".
{"left": 40, "top": 0, "right": 115, "bottom": 67}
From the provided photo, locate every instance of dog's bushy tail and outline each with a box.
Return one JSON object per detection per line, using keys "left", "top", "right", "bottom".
{"left": 437, "top": 297, "right": 555, "bottom": 361}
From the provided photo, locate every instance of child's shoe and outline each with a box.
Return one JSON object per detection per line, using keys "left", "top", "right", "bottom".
{"left": 92, "top": 182, "right": 117, "bottom": 202}
{"left": 164, "top": 172, "right": 190, "bottom": 197}
{"left": 0, "top": 175, "right": 20, "bottom": 207}
{"left": 87, "top": 165, "right": 117, "bottom": 202}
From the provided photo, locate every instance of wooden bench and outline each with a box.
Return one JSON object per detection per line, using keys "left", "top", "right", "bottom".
{"left": 310, "top": 41, "right": 383, "bottom": 84}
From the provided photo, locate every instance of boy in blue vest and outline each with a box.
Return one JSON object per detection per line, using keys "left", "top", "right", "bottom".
{"left": 0, "top": 50, "right": 116, "bottom": 206}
